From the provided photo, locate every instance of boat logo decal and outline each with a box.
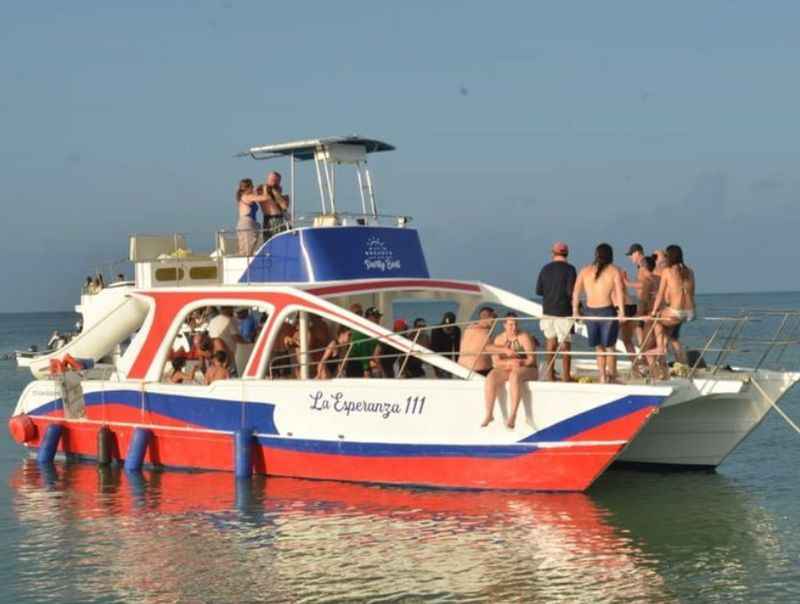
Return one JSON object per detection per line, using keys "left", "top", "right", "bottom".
{"left": 309, "top": 391, "right": 425, "bottom": 419}
{"left": 364, "top": 237, "right": 402, "bottom": 272}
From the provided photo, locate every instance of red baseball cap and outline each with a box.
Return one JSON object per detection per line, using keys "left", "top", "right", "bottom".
{"left": 393, "top": 319, "right": 408, "bottom": 332}
{"left": 552, "top": 241, "right": 569, "bottom": 256}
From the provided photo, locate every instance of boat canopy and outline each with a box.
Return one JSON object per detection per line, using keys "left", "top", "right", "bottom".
{"left": 238, "top": 136, "right": 394, "bottom": 162}
{"left": 236, "top": 135, "right": 395, "bottom": 223}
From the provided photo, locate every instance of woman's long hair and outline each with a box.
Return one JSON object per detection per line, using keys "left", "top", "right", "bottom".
{"left": 237, "top": 178, "right": 254, "bottom": 202}
{"left": 665, "top": 244, "right": 689, "bottom": 280}
{"left": 594, "top": 243, "right": 613, "bottom": 278}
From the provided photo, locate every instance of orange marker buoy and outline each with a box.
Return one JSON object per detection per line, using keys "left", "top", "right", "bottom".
{"left": 8, "top": 415, "right": 36, "bottom": 444}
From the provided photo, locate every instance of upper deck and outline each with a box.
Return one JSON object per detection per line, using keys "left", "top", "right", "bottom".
{"left": 128, "top": 136, "right": 433, "bottom": 289}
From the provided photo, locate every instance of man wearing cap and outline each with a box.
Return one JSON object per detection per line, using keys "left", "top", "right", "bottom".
{"left": 535, "top": 242, "right": 577, "bottom": 382}
{"left": 431, "top": 311, "right": 461, "bottom": 378}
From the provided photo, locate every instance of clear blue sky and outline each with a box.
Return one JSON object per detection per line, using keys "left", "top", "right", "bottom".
{"left": 2, "top": 1, "right": 799, "bottom": 312}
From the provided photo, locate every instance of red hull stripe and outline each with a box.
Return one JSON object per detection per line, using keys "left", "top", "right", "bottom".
{"left": 22, "top": 417, "right": 632, "bottom": 491}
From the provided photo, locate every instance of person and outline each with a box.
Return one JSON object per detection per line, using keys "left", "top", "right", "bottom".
{"left": 169, "top": 356, "right": 199, "bottom": 384}
{"left": 205, "top": 351, "right": 231, "bottom": 384}
{"left": 572, "top": 243, "right": 626, "bottom": 383}
{"left": 237, "top": 308, "right": 257, "bottom": 344}
{"left": 115, "top": 273, "right": 126, "bottom": 283}
{"left": 624, "top": 243, "right": 647, "bottom": 346}
{"left": 236, "top": 178, "right": 270, "bottom": 256}
{"left": 261, "top": 171, "right": 291, "bottom": 241}
{"left": 83, "top": 276, "right": 93, "bottom": 294}
{"left": 651, "top": 244, "right": 696, "bottom": 369}
{"left": 482, "top": 313, "right": 538, "bottom": 429}
{"left": 458, "top": 307, "right": 497, "bottom": 377}
{"left": 371, "top": 319, "right": 406, "bottom": 378}
{"left": 535, "top": 241, "right": 577, "bottom": 382}
{"left": 402, "top": 318, "right": 429, "bottom": 378}
{"left": 652, "top": 249, "right": 667, "bottom": 276}
{"left": 632, "top": 255, "right": 660, "bottom": 375}
{"left": 618, "top": 243, "right": 646, "bottom": 363}
{"left": 359, "top": 307, "right": 387, "bottom": 377}
{"left": 208, "top": 307, "right": 245, "bottom": 371}
{"left": 188, "top": 331, "right": 213, "bottom": 374}
{"left": 430, "top": 312, "right": 461, "bottom": 377}
{"left": 316, "top": 325, "right": 361, "bottom": 378}
{"left": 270, "top": 317, "right": 298, "bottom": 378}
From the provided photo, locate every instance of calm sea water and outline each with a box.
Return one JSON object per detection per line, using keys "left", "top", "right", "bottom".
{"left": 1, "top": 293, "right": 800, "bottom": 603}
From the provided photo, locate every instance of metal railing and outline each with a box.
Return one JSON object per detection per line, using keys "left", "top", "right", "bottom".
{"left": 260, "top": 310, "right": 800, "bottom": 384}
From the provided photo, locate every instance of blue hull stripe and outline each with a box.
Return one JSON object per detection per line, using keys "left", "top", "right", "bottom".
{"left": 521, "top": 395, "right": 664, "bottom": 443}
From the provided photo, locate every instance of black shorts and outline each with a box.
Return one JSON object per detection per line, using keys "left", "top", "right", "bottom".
{"left": 624, "top": 304, "right": 638, "bottom": 318}
{"left": 476, "top": 368, "right": 491, "bottom": 377}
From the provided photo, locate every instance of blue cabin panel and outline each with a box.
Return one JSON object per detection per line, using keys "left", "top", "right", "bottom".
{"left": 238, "top": 226, "right": 430, "bottom": 283}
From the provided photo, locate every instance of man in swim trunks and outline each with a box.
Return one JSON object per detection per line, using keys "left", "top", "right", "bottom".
{"left": 651, "top": 244, "right": 696, "bottom": 372}
{"left": 260, "top": 171, "right": 291, "bottom": 241}
{"left": 572, "top": 243, "right": 626, "bottom": 383}
{"left": 535, "top": 241, "right": 576, "bottom": 382}
{"left": 458, "top": 306, "right": 497, "bottom": 377}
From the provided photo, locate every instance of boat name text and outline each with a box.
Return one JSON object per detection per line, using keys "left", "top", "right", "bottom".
{"left": 309, "top": 391, "right": 425, "bottom": 419}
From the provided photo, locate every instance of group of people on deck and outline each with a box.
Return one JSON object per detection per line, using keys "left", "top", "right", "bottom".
{"left": 235, "top": 171, "right": 290, "bottom": 256}
{"left": 474, "top": 240, "right": 696, "bottom": 428}
{"left": 536, "top": 240, "right": 696, "bottom": 384}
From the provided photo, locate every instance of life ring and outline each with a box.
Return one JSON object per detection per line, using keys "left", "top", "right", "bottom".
{"left": 8, "top": 415, "right": 36, "bottom": 444}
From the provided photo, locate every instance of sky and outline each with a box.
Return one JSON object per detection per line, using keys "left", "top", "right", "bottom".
{"left": 1, "top": 1, "right": 799, "bottom": 312}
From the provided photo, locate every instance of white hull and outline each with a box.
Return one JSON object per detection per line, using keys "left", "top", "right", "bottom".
{"left": 618, "top": 369, "right": 800, "bottom": 467}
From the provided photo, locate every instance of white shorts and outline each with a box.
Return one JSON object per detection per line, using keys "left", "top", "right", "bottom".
{"left": 540, "top": 317, "right": 574, "bottom": 343}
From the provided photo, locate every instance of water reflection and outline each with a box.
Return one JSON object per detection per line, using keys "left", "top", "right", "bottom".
{"left": 10, "top": 461, "right": 674, "bottom": 603}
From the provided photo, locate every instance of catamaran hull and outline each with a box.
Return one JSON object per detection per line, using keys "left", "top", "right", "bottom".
{"left": 617, "top": 370, "right": 799, "bottom": 468}
{"left": 10, "top": 381, "right": 668, "bottom": 492}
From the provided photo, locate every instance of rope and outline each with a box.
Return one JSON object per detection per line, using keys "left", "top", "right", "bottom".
{"left": 750, "top": 377, "right": 800, "bottom": 435}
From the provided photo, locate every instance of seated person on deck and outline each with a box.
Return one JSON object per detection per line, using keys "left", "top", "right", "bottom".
{"left": 481, "top": 313, "right": 538, "bottom": 430}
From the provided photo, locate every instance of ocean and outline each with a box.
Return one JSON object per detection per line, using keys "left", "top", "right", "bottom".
{"left": 1, "top": 292, "right": 799, "bottom": 603}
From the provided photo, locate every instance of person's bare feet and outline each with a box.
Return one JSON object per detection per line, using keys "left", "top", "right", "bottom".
{"left": 480, "top": 416, "right": 494, "bottom": 427}
{"left": 506, "top": 418, "right": 516, "bottom": 429}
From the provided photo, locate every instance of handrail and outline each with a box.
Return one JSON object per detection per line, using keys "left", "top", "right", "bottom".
{"left": 258, "top": 310, "right": 800, "bottom": 382}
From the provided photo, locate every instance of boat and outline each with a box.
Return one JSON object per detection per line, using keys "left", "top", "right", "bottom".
{"left": 6, "top": 136, "right": 673, "bottom": 492}
{"left": 6, "top": 136, "right": 798, "bottom": 489}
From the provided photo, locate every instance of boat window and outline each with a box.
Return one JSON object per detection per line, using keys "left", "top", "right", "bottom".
{"left": 265, "top": 308, "right": 449, "bottom": 380}
{"left": 159, "top": 304, "right": 269, "bottom": 385}
{"left": 189, "top": 266, "right": 218, "bottom": 280}
{"left": 155, "top": 267, "right": 185, "bottom": 282}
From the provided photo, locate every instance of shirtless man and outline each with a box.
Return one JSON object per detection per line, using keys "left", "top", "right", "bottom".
{"left": 458, "top": 307, "right": 497, "bottom": 376}
{"left": 572, "top": 243, "right": 626, "bottom": 383}
{"left": 651, "top": 244, "right": 695, "bottom": 370}
{"left": 261, "top": 171, "right": 291, "bottom": 241}
{"left": 481, "top": 313, "right": 537, "bottom": 429}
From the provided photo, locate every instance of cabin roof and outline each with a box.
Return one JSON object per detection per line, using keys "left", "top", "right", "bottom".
{"left": 238, "top": 136, "right": 394, "bottom": 161}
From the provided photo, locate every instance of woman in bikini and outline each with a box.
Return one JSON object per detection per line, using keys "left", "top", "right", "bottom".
{"left": 481, "top": 313, "right": 538, "bottom": 429}
{"left": 651, "top": 244, "right": 695, "bottom": 373}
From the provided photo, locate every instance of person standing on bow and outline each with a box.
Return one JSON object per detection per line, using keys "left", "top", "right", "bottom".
{"left": 572, "top": 243, "right": 626, "bottom": 383}
{"left": 535, "top": 241, "right": 576, "bottom": 382}
{"left": 260, "top": 171, "right": 291, "bottom": 241}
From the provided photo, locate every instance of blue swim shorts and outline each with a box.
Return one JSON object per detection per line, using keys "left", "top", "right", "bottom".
{"left": 584, "top": 305, "right": 619, "bottom": 348}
